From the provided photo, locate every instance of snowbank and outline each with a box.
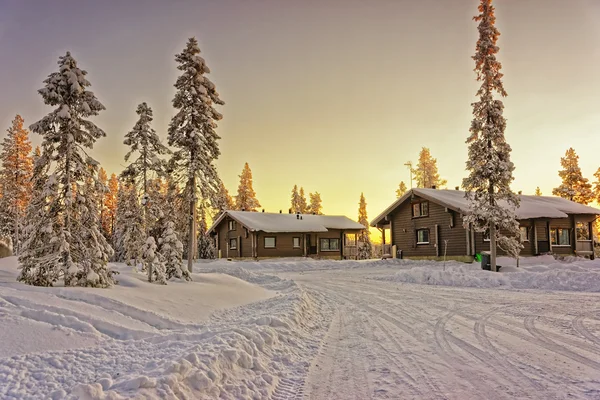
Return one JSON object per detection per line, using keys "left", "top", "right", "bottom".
{"left": 374, "top": 256, "right": 600, "bottom": 292}
{"left": 0, "top": 257, "right": 330, "bottom": 399}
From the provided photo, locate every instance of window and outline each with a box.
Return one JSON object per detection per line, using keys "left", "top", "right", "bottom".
{"left": 229, "top": 238, "right": 237, "bottom": 250}
{"left": 412, "top": 201, "right": 429, "bottom": 218}
{"left": 576, "top": 222, "right": 591, "bottom": 241}
{"left": 320, "top": 238, "right": 340, "bottom": 251}
{"left": 520, "top": 227, "right": 529, "bottom": 242}
{"left": 264, "top": 237, "right": 276, "bottom": 248}
{"left": 293, "top": 237, "right": 301, "bottom": 248}
{"left": 416, "top": 229, "right": 429, "bottom": 244}
{"left": 550, "top": 228, "right": 570, "bottom": 246}
{"left": 228, "top": 220, "right": 236, "bottom": 231}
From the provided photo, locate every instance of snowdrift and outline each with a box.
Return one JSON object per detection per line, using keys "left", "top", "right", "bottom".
{"left": 375, "top": 256, "right": 600, "bottom": 292}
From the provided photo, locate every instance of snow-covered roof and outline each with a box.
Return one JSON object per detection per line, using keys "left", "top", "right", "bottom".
{"left": 209, "top": 211, "right": 365, "bottom": 233}
{"left": 371, "top": 188, "right": 600, "bottom": 226}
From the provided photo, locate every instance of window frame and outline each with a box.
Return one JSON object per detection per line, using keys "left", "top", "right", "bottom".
{"left": 320, "top": 238, "right": 340, "bottom": 252}
{"left": 264, "top": 236, "right": 276, "bottom": 249}
{"left": 520, "top": 226, "right": 529, "bottom": 242}
{"left": 411, "top": 201, "right": 429, "bottom": 218}
{"left": 483, "top": 228, "right": 491, "bottom": 242}
{"left": 292, "top": 237, "right": 301, "bottom": 248}
{"left": 229, "top": 238, "right": 238, "bottom": 250}
{"left": 550, "top": 228, "right": 571, "bottom": 246}
{"left": 416, "top": 228, "right": 430, "bottom": 245}
{"left": 228, "top": 220, "right": 236, "bottom": 231}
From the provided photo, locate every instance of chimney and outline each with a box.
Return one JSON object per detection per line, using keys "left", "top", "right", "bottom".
{"left": 279, "top": 210, "right": 282, "bottom": 213}
{"left": 296, "top": 214, "right": 300, "bottom": 220}
{"left": 288, "top": 208, "right": 292, "bottom": 214}
{"left": 262, "top": 209, "right": 265, "bottom": 213}
{"left": 241, "top": 207, "right": 245, "bottom": 212}
{"left": 518, "top": 190, "right": 522, "bottom": 195}
{"left": 300, "top": 216, "right": 303, "bottom": 220}
{"left": 431, "top": 185, "right": 436, "bottom": 190}
{"left": 455, "top": 186, "right": 459, "bottom": 191}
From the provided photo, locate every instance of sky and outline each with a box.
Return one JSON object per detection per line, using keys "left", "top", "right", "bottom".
{"left": 1, "top": 0, "right": 599, "bottom": 230}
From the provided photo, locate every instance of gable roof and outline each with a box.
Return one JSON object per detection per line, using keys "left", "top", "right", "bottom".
{"left": 371, "top": 188, "right": 600, "bottom": 226}
{"left": 209, "top": 210, "right": 365, "bottom": 233}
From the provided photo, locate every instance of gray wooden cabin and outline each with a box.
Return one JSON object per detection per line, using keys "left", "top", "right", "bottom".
{"left": 371, "top": 188, "right": 599, "bottom": 261}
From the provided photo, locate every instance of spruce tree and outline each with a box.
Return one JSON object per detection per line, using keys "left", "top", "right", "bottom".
{"left": 141, "top": 237, "right": 166, "bottom": 284}
{"left": 161, "top": 220, "right": 188, "bottom": 280}
{"left": 235, "top": 162, "right": 260, "bottom": 211}
{"left": 0, "top": 115, "right": 33, "bottom": 253}
{"left": 103, "top": 173, "right": 119, "bottom": 240}
{"left": 534, "top": 187, "right": 542, "bottom": 196}
{"left": 119, "top": 181, "right": 145, "bottom": 267}
{"left": 552, "top": 148, "right": 593, "bottom": 204}
{"left": 308, "top": 192, "right": 323, "bottom": 215}
{"left": 414, "top": 148, "right": 447, "bottom": 189}
{"left": 396, "top": 181, "right": 407, "bottom": 198}
{"left": 299, "top": 187, "right": 308, "bottom": 213}
{"left": 593, "top": 168, "right": 600, "bottom": 203}
{"left": 462, "top": 0, "right": 521, "bottom": 271}
{"left": 19, "top": 52, "right": 115, "bottom": 287}
{"left": 168, "top": 38, "right": 224, "bottom": 272}
{"left": 197, "top": 206, "right": 216, "bottom": 259}
{"left": 214, "top": 180, "right": 235, "bottom": 217}
{"left": 290, "top": 185, "right": 301, "bottom": 213}
{"left": 357, "top": 193, "right": 372, "bottom": 259}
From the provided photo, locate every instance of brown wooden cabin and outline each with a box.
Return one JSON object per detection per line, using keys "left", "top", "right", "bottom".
{"left": 208, "top": 210, "right": 365, "bottom": 260}
{"left": 0, "top": 236, "right": 12, "bottom": 258}
{"left": 371, "top": 188, "right": 600, "bottom": 261}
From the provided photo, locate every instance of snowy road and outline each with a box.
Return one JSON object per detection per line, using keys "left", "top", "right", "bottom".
{"left": 282, "top": 269, "right": 600, "bottom": 400}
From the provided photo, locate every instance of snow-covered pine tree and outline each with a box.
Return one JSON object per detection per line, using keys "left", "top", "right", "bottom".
{"left": 235, "top": 162, "right": 260, "bottom": 211}
{"left": 534, "top": 187, "right": 542, "bottom": 196}
{"left": 462, "top": 0, "right": 521, "bottom": 271}
{"left": 103, "top": 173, "right": 119, "bottom": 240}
{"left": 197, "top": 206, "right": 216, "bottom": 259}
{"left": 396, "top": 181, "right": 408, "bottom": 198}
{"left": 97, "top": 167, "right": 109, "bottom": 237}
{"left": 214, "top": 180, "right": 234, "bottom": 218}
{"left": 161, "top": 220, "right": 189, "bottom": 280}
{"left": 290, "top": 185, "right": 301, "bottom": 213}
{"left": 357, "top": 192, "right": 372, "bottom": 259}
{"left": 308, "top": 192, "right": 323, "bottom": 215}
{"left": 593, "top": 168, "right": 600, "bottom": 203}
{"left": 299, "top": 187, "right": 308, "bottom": 213}
{"left": 19, "top": 52, "right": 115, "bottom": 287}
{"left": 168, "top": 37, "right": 224, "bottom": 273}
{"left": 414, "top": 148, "right": 447, "bottom": 189}
{"left": 122, "top": 102, "right": 169, "bottom": 200}
{"left": 141, "top": 237, "right": 166, "bottom": 284}
{"left": 0, "top": 115, "right": 33, "bottom": 254}
{"left": 119, "top": 181, "right": 145, "bottom": 267}
{"left": 552, "top": 148, "right": 593, "bottom": 204}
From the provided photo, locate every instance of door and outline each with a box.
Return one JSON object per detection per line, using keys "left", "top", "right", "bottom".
{"left": 306, "top": 234, "right": 312, "bottom": 255}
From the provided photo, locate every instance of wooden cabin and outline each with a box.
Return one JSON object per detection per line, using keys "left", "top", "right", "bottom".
{"left": 208, "top": 210, "right": 365, "bottom": 260}
{"left": 371, "top": 188, "right": 599, "bottom": 261}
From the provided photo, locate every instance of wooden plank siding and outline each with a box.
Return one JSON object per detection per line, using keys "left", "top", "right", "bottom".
{"left": 390, "top": 195, "right": 468, "bottom": 257}
{"left": 388, "top": 194, "right": 593, "bottom": 258}
{"left": 256, "top": 232, "right": 304, "bottom": 258}
{"left": 217, "top": 216, "right": 253, "bottom": 258}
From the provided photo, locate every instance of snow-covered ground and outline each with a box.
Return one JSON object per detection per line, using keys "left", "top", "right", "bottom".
{"left": 1, "top": 256, "right": 600, "bottom": 399}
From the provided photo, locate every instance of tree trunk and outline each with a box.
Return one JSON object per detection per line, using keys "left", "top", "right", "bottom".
{"left": 187, "top": 175, "right": 196, "bottom": 273}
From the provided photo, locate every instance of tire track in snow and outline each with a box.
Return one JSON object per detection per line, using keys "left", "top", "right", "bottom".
{"left": 524, "top": 315, "right": 600, "bottom": 371}
{"left": 315, "top": 281, "right": 549, "bottom": 398}
{"left": 473, "top": 307, "right": 546, "bottom": 391}
{"left": 572, "top": 312, "right": 600, "bottom": 346}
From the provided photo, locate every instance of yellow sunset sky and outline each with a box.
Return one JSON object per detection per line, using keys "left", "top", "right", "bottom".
{"left": 1, "top": 0, "right": 599, "bottom": 232}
